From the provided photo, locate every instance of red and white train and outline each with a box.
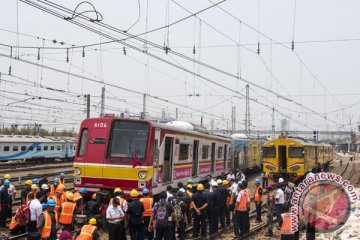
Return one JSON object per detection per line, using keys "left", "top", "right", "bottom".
{"left": 73, "top": 117, "right": 232, "bottom": 195}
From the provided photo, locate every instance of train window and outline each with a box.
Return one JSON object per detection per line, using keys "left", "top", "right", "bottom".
{"left": 50, "top": 146, "right": 55, "bottom": 150}
{"left": 202, "top": 145, "right": 209, "bottom": 159}
{"left": 44, "top": 146, "right": 48, "bottom": 151}
{"left": 289, "top": 147, "right": 304, "bottom": 158}
{"left": 78, "top": 129, "right": 89, "bottom": 156}
{"left": 13, "top": 146, "right": 19, "bottom": 151}
{"left": 37, "top": 146, "right": 41, "bottom": 151}
{"left": 179, "top": 144, "right": 190, "bottom": 161}
{"left": 21, "top": 146, "right": 26, "bottom": 151}
{"left": 4, "top": 146, "right": 9, "bottom": 151}
{"left": 109, "top": 121, "right": 149, "bottom": 161}
{"left": 217, "top": 147, "right": 223, "bottom": 158}
{"left": 29, "top": 146, "right": 34, "bottom": 151}
{"left": 263, "top": 147, "right": 276, "bottom": 157}
{"left": 57, "top": 146, "right": 61, "bottom": 151}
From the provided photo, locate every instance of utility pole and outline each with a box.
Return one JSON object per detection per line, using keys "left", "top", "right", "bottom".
{"left": 271, "top": 106, "right": 275, "bottom": 132}
{"left": 142, "top": 94, "right": 146, "bottom": 120}
{"left": 35, "top": 123, "right": 42, "bottom": 136}
{"left": 86, "top": 94, "right": 90, "bottom": 119}
{"left": 176, "top": 108, "right": 178, "bottom": 120}
{"left": 245, "top": 84, "right": 250, "bottom": 134}
{"left": 231, "top": 106, "right": 236, "bottom": 132}
{"left": 100, "top": 86, "right": 105, "bottom": 117}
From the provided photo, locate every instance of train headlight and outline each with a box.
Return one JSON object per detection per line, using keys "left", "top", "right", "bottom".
{"left": 265, "top": 165, "right": 276, "bottom": 171}
{"left": 138, "top": 171, "right": 147, "bottom": 179}
{"left": 74, "top": 167, "right": 82, "bottom": 175}
{"left": 290, "top": 165, "right": 300, "bottom": 171}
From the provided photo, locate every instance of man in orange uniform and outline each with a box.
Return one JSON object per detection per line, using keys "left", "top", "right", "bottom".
{"left": 59, "top": 173, "right": 65, "bottom": 185}
{"left": 37, "top": 199, "right": 59, "bottom": 240}
{"left": 233, "top": 182, "right": 250, "bottom": 237}
{"left": 254, "top": 178, "right": 263, "bottom": 222}
{"left": 280, "top": 205, "right": 294, "bottom": 240}
{"left": 59, "top": 192, "right": 76, "bottom": 231}
{"left": 139, "top": 188, "right": 153, "bottom": 240}
{"left": 51, "top": 187, "right": 65, "bottom": 213}
{"left": 76, "top": 218, "right": 99, "bottom": 240}
{"left": 48, "top": 178, "right": 59, "bottom": 198}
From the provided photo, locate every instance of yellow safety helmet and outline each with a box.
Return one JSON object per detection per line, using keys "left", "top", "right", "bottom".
{"left": 58, "top": 184, "right": 65, "bottom": 190}
{"left": 25, "top": 180, "right": 33, "bottom": 185}
{"left": 130, "top": 189, "right": 139, "bottom": 198}
{"left": 31, "top": 184, "right": 38, "bottom": 190}
{"left": 4, "top": 174, "right": 10, "bottom": 180}
{"left": 186, "top": 184, "right": 192, "bottom": 189}
{"left": 92, "top": 193, "right": 97, "bottom": 200}
{"left": 197, "top": 184, "right": 204, "bottom": 191}
{"left": 222, "top": 180, "right": 229, "bottom": 185}
{"left": 66, "top": 192, "right": 74, "bottom": 201}
{"left": 114, "top": 188, "right": 122, "bottom": 193}
{"left": 89, "top": 218, "right": 97, "bottom": 225}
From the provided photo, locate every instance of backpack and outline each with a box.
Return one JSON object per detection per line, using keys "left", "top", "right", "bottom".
{"left": 171, "top": 199, "right": 183, "bottom": 221}
{"left": 155, "top": 201, "right": 169, "bottom": 229}
{"left": 15, "top": 204, "right": 30, "bottom": 226}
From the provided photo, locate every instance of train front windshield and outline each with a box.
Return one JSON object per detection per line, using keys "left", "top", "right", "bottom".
{"left": 108, "top": 121, "right": 149, "bottom": 163}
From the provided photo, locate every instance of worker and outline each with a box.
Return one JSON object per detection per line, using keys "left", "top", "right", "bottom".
{"left": 75, "top": 188, "right": 88, "bottom": 214}
{"left": 49, "top": 178, "right": 59, "bottom": 198}
{"left": 262, "top": 172, "right": 269, "bottom": 188}
{"left": 40, "top": 184, "right": 50, "bottom": 204}
{"left": 38, "top": 174, "right": 49, "bottom": 189}
{"left": 2, "top": 174, "right": 16, "bottom": 218}
{"left": 184, "top": 184, "right": 193, "bottom": 226}
{"left": 106, "top": 197, "right": 125, "bottom": 240}
{"left": 148, "top": 191, "right": 177, "bottom": 240}
{"left": 28, "top": 184, "right": 39, "bottom": 202}
{"left": 9, "top": 214, "right": 22, "bottom": 234}
{"left": 86, "top": 193, "right": 99, "bottom": 220}
{"left": 76, "top": 218, "right": 100, "bottom": 240}
{"left": 264, "top": 185, "right": 275, "bottom": 237}
{"left": 254, "top": 178, "right": 263, "bottom": 222}
{"left": 233, "top": 182, "right": 250, "bottom": 237}
{"left": 171, "top": 191, "right": 188, "bottom": 240}
{"left": 211, "top": 182, "right": 220, "bottom": 233}
{"left": 280, "top": 205, "right": 294, "bottom": 240}
{"left": 59, "top": 173, "right": 65, "bottom": 185}
{"left": 191, "top": 183, "right": 208, "bottom": 238}
{"left": 21, "top": 180, "right": 33, "bottom": 205}
{"left": 275, "top": 178, "right": 285, "bottom": 228}
{"left": 222, "top": 179, "right": 232, "bottom": 226}
{"left": 51, "top": 187, "right": 65, "bottom": 213}
{"left": 126, "top": 189, "right": 145, "bottom": 240}
{"left": 111, "top": 188, "right": 128, "bottom": 213}
{"left": 139, "top": 188, "right": 153, "bottom": 240}
{"left": 57, "top": 184, "right": 67, "bottom": 201}
{"left": 29, "top": 192, "right": 45, "bottom": 232}
{"left": 59, "top": 192, "right": 76, "bottom": 231}
{"left": 0, "top": 180, "right": 11, "bottom": 227}
{"left": 217, "top": 179, "right": 229, "bottom": 228}
{"left": 37, "top": 199, "right": 59, "bottom": 240}
{"left": 32, "top": 178, "right": 40, "bottom": 187}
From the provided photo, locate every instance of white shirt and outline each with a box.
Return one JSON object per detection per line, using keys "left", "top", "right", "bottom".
{"left": 231, "top": 182, "right": 238, "bottom": 195}
{"left": 240, "top": 173, "right": 246, "bottom": 183}
{"left": 166, "top": 191, "right": 173, "bottom": 201}
{"left": 275, "top": 188, "right": 285, "bottom": 204}
{"left": 209, "top": 179, "right": 217, "bottom": 192}
{"left": 29, "top": 199, "right": 42, "bottom": 221}
{"left": 0, "top": 184, "right": 16, "bottom": 197}
{"left": 227, "top": 174, "right": 235, "bottom": 181}
{"left": 115, "top": 196, "right": 128, "bottom": 212}
{"left": 106, "top": 205, "right": 124, "bottom": 223}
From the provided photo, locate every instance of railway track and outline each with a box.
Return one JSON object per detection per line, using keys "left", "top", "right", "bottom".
{"left": 0, "top": 160, "right": 72, "bottom": 173}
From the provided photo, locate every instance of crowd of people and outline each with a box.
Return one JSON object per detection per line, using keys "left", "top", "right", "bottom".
{"left": 0, "top": 169, "right": 299, "bottom": 240}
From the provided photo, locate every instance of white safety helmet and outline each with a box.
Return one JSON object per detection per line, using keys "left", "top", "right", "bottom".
{"left": 41, "top": 184, "right": 49, "bottom": 190}
{"left": 216, "top": 179, "right": 223, "bottom": 184}
{"left": 278, "top": 178, "right": 284, "bottom": 183}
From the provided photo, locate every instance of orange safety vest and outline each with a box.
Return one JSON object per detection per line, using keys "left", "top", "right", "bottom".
{"left": 226, "top": 188, "right": 234, "bottom": 206}
{"left": 236, "top": 190, "right": 249, "bottom": 211}
{"left": 74, "top": 192, "right": 83, "bottom": 202}
{"left": 39, "top": 211, "right": 59, "bottom": 239}
{"left": 49, "top": 184, "right": 58, "bottom": 198}
{"left": 280, "top": 212, "right": 293, "bottom": 235}
{"left": 187, "top": 191, "right": 193, "bottom": 209}
{"left": 51, "top": 195, "right": 63, "bottom": 212}
{"left": 139, "top": 197, "right": 153, "bottom": 217}
{"left": 254, "top": 186, "right": 263, "bottom": 202}
{"left": 59, "top": 202, "right": 76, "bottom": 225}
{"left": 9, "top": 216, "right": 18, "bottom": 231}
{"left": 76, "top": 224, "right": 97, "bottom": 240}
{"left": 59, "top": 178, "right": 65, "bottom": 185}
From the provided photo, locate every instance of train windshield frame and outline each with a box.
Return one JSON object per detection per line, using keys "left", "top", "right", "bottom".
{"left": 262, "top": 147, "right": 276, "bottom": 157}
{"left": 108, "top": 120, "right": 149, "bottom": 163}
{"left": 289, "top": 147, "right": 304, "bottom": 158}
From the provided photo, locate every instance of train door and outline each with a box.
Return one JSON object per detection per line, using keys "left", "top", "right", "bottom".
{"left": 192, "top": 140, "right": 199, "bottom": 177}
{"left": 211, "top": 142, "right": 216, "bottom": 172}
{"left": 163, "top": 137, "right": 174, "bottom": 183}
{"left": 223, "top": 144, "right": 227, "bottom": 169}
{"left": 153, "top": 128, "right": 160, "bottom": 185}
{"left": 278, "top": 146, "right": 287, "bottom": 171}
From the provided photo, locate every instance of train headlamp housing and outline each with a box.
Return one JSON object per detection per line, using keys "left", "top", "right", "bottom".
{"left": 74, "top": 167, "right": 82, "bottom": 175}
{"left": 290, "top": 165, "right": 300, "bottom": 171}
{"left": 138, "top": 171, "right": 147, "bottom": 179}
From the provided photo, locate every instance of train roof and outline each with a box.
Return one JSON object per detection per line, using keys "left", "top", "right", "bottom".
{"left": 264, "top": 135, "right": 332, "bottom": 147}
{"left": 0, "top": 135, "right": 76, "bottom": 143}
